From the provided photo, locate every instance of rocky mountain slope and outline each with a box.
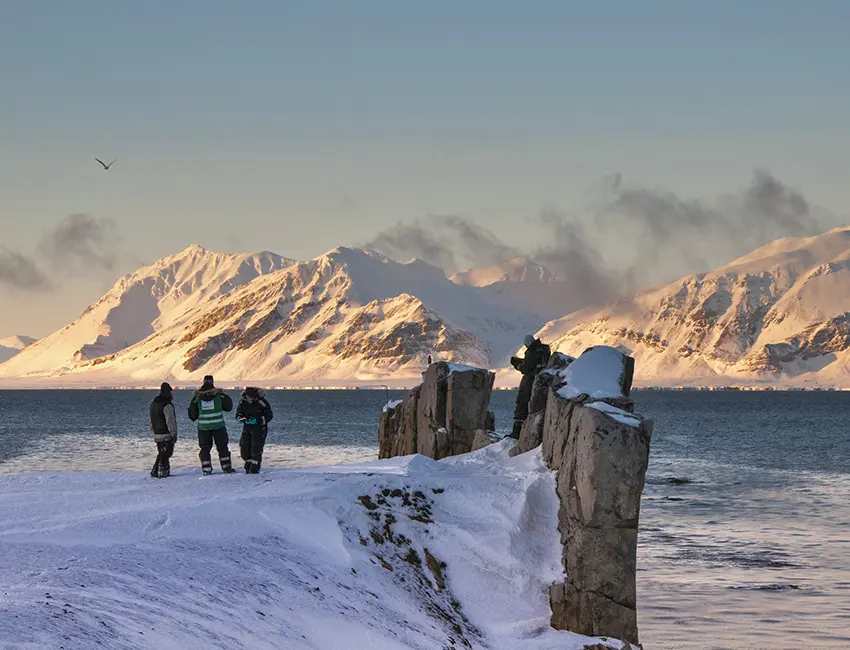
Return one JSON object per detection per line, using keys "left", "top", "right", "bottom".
{"left": 0, "top": 247, "right": 545, "bottom": 386}
{"left": 0, "top": 335, "right": 36, "bottom": 364}
{"left": 0, "top": 246, "right": 293, "bottom": 379}
{"left": 537, "top": 227, "right": 850, "bottom": 387}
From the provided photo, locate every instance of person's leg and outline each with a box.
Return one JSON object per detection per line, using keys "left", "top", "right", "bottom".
{"left": 198, "top": 430, "right": 214, "bottom": 474}
{"left": 250, "top": 426, "right": 268, "bottom": 473}
{"left": 213, "top": 428, "right": 234, "bottom": 472}
{"left": 511, "top": 374, "right": 534, "bottom": 438}
{"left": 151, "top": 446, "right": 161, "bottom": 478}
{"left": 158, "top": 440, "right": 174, "bottom": 478}
{"left": 239, "top": 431, "right": 251, "bottom": 472}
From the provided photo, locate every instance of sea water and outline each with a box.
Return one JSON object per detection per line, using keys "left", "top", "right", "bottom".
{"left": 1, "top": 389, "right": 848, "bottom": 648}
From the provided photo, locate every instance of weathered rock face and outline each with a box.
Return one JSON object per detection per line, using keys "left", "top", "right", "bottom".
{"left": 379, "top": 362, "right": 495, "bottom": 460}
{"left": 539, "top": 347, "right": 652, "bottom": 645}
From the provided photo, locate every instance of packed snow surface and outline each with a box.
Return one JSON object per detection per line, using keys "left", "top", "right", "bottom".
{"left": 0, "top": 443, "right": 625, "bottom": 650}
{"left": 557, "top": 346, "right": 628, "bottom": 400}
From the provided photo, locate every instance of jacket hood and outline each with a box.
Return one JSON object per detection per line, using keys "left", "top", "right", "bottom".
{"left": 153, "top": 394, "right": 172, "bottom": 404}
{"left": 241, "top": 386, "right": 265, "bottom": 402}
{"left": 196, "top": 387, "right": 221, "bottom": 399}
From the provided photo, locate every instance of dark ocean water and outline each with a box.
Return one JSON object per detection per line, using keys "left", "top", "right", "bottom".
{"left": 1, "top": 389, "right": 849, "bottom": 648}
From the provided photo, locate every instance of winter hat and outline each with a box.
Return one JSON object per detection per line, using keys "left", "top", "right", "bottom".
{"left": 523, "top": 334, "right": 536, "bottom": 348}
{"left": 160, "top": 382, "right": 173, "bottom": 394}
{"left": 203, "top": 375, "right": 214, "bottom": 384}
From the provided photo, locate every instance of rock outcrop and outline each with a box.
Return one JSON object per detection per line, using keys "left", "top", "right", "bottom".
{"left": 536, "top": 346, "right": 651, "bottom": 645}
{"left": 377, "top": 347, "right": 651, "bottom": 645}
{"left": 379, "top": 362, "right": 495, "bottom": 460}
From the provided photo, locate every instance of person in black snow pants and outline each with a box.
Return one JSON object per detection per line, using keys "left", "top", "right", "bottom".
{"left": 188, "top": 375, "right": 236, "bottom": 475}
{"left": 149, "top": 382, "right": 178, "bottom": 478}
{"left": 237, "top": 387, "right": 274, "bottom": 474}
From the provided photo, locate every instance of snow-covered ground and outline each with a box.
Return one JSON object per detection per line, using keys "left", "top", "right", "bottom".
{"left": 0, "top": 443, "right": 628, "bottom": 650}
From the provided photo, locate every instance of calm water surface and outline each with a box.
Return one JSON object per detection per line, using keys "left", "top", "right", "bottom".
{"left": 1, "top": 389, "right": 848, "bottom": 649}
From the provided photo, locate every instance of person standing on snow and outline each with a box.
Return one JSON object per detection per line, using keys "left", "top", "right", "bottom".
{"left": 188, "top": 375, "right": 236, "bottom": 475}
{"left": 236, "top": 387, "right": 274, "bottom": 474}
{"left": 149, "top": 382, "right": 178, "bottom": 478}
{"left": 509, "top": 334, "right": 551, "bottom": 439}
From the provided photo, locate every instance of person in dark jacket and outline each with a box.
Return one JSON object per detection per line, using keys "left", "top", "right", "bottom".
{"left": 509, "top": 334, "right": 551, "bottom": 438}
{"left": 236, "top": 387, "right": 274, "bottom": 474}
{"left": 188, "top": 375, "right": 235, "bottom": 475}
{"left": 149, "top": 382, "right": 178, "bottom": 478}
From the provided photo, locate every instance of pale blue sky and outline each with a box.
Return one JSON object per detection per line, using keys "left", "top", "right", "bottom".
{"left": 1, "top": 1, "right": 849, "bottom": 336}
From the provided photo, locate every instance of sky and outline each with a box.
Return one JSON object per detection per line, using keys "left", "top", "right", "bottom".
{"left": 1, "top": 0, "right": 850, "bottom": 337}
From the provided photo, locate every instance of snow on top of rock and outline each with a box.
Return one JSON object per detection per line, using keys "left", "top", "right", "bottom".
{"left": 382, "top": 399, "right": 403, "bottom": 412}
{"left": 557, "top": 346, "right": 631, "bottom": 400}
{"left": 585, "top": 401, "right": 642, "bottom": 428}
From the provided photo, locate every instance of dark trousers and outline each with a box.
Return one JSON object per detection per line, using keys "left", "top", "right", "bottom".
{"left": 511, "top": 373, "right": 535, "bottom": 438}
{"left": 198, "top": 428, "right": 232, "bottom": 471}
{"left": 151, "top": 440, "right": 174, "bottom": 477}
{"left": 240, "top": 426, "right": 267, "bottom": 473}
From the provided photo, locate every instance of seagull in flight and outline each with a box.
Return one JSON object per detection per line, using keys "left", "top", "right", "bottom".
{"left": 95, "top": 157, "right": 118, "bottom": 170}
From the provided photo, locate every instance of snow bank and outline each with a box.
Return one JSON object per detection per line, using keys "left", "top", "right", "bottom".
{"left": 0, "top": 445, "right": 628, "bottom": 650}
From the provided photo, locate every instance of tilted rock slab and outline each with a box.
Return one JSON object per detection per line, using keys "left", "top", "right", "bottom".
{"left": 379, "top": 362, "right": 495, "bottom": 460}
{"left": 543, "top": 390, "right": 652, "bottom": 645}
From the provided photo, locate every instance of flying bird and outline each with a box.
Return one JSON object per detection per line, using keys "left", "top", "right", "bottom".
{"left": 95, "top": 157, "right": 118, "bottom": 170}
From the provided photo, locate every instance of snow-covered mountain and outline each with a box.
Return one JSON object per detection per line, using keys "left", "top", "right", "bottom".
{"left": 450, "top": 258, "right": 572, "bottom": 322}
{"left": 538, "top": 226, "right": 850, "bottom": 387}
{"left": 0, "top": 335, "right": 36, "bottom": 364}
{"left": 0, "top": 245, "right": 293, "bottom": 379}
{"left": 0, "top": 246, "right": 545, "bottom": 386}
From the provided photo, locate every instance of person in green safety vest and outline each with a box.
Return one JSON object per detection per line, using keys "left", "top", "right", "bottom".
{"left": 188, "top": 375, "right": 235, "bottom": 475}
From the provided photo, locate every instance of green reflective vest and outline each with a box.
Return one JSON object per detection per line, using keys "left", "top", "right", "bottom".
{"left": 196, "top": 394, "right": 226, "bottom": 431}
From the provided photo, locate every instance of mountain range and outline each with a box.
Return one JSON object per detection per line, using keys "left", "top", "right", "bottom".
{"left": 3, "top": 227, "right": 850, "bottom": 388}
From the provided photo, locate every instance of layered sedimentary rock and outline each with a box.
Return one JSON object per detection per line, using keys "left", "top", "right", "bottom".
{"left": 379, "top": 362, "right": 495, "bottom": 460}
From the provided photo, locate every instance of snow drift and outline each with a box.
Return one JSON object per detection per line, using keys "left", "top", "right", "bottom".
{"left": 0, "top": 444, "right": 631, "bottom": 650}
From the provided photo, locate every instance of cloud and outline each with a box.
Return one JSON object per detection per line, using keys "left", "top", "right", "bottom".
{"left": 0, "top": 248, "right": 52, "bottom": 291}
{"left": 364, "top": 215, "right": 520, "bottom": 275}
{"left": 0, "top": 214, "right": 122, "bottom": 292}
{"left": 364, "top": 170, "right": 830, "bottom": 310}
{"left": 37, "top": 213, "right": 120, "bottom": 273}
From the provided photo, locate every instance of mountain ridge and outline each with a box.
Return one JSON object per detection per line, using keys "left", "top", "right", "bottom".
{"left": 535, "top": 226, "right": 850, "bottom": 387}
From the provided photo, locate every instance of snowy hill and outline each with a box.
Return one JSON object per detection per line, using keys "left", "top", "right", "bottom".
{"left": 0, "top": 245, "right": 293, "bottom": 380}
{"left": 0, "top": 444, "right": 630, "bottom": 650}
{"left": 0, "top": 247, "right": 544, "bottom": 387}
{"left": 0, "top": 335, "right": 36, "bottom": 364}
{"left": 537, "top": 226, "right": 850, "bottom": 387}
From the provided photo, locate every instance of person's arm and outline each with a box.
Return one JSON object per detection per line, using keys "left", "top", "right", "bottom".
{"left": 165, "top": 403, "right": 178, "bottom": 441}
{"left": 236, "top": 400, "right": 246, "bottom": 422}
{"left": 518, "top": 350, "right": 538, "bottom": 374}
{"left": 261, "top": 399, "right": 273, "bottom": 424}
{"left": 220, "top": 392, "right": 234, "bottom": 412}
{"left": 188, "top": 394, "right": 199, "bottom": 421}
